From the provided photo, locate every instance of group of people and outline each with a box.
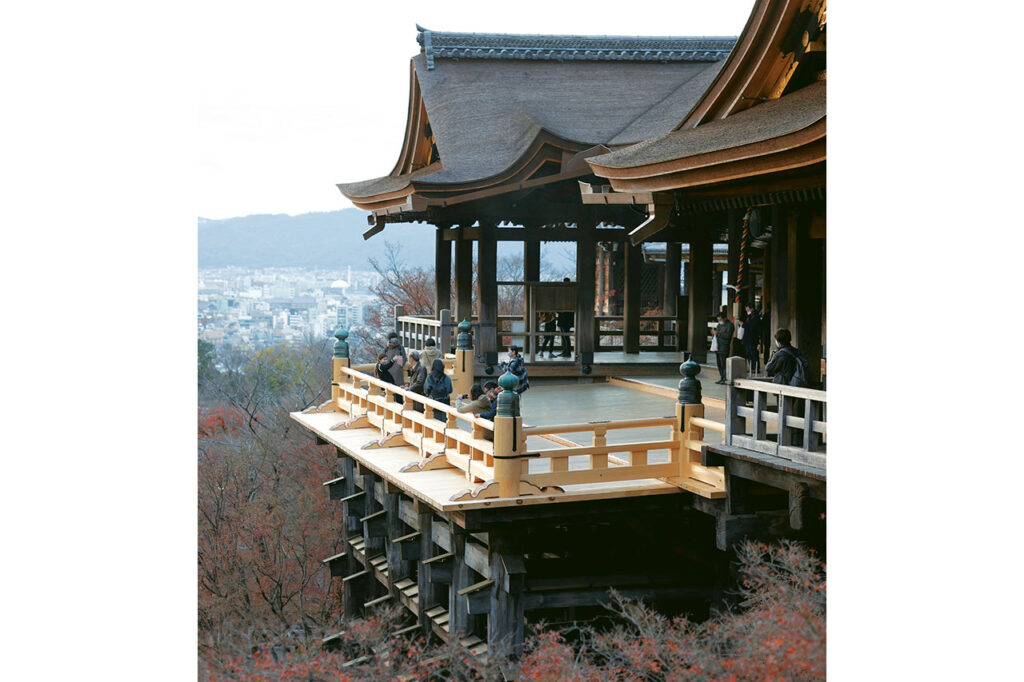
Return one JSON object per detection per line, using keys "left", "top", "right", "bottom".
{"left": 537, "top": 310, "right": 573, "bottom": 358}
{"left": 712, "top": 303, "right": 809, "bottom": 387}
{"left": 374, "top": 333, "right": 452, "bottom": 419}
{"left": 373, "top": 333, "right": 529, "bottom": 422}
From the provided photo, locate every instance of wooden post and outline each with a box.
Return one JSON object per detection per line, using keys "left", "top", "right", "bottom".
{"left": 493, "top": 371, "right": 524, "bottom": 498}
{"left": 449, "top": 530, "right": 473, "bottom": 638}
{"left": 623, "top": 239, "right": 641, "bottom": 354}
{"left": 453, "top": 320, "right": 475, "bottom": 397}
{"left": 676, "top": 356, "right": 703, "bottom": 481}
{"left": 332, "top": 327, "right": 350, "bottom": 407}
{"left": 487, "top": 534, "right": 526, "bottom": 664}
{"left": 596, "top": 247, "right": 606, "bottom": 315}
{"left": 435, "top": 228, "right": 452, "bottom": 317}
{"left": 576, "top": 219, "right": 596, "bottom": 365}
{"left": 664, "top": 242, "right": 681, "bottom": 318}
{"left": 724, "top": 357, "right": 747, "bottom": 446}
{"left": 455, "top": 234, "right": 473, "bottom": 326}
{"left": 384, "top": 490, "right": 409, "bottom": 594}
{"left": 478, "top": 221, "right": 498, "bottom": 366}
{"left": 524, "top": 238, "right": 540, "bottom": 282}
{"left": 416, "top": 509, "right": 438, "bottom": 634}
{"left": 687, "top": 225, "right": 712, "bottom": 363}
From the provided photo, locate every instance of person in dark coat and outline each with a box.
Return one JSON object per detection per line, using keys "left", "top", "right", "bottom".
{"left": 499, "top": 346, "right": 529, "bottom": 395}
{"left": 557, "top": 278, "right": 573, "bottom": 357}
{"left": 765, "top": 328, "right": 800, "bottom": 385}
{"left": 713, "top": 311, "right": 734, "bottom": 384}
{"left": 375, "top": 352, "right": 399, "bottom": 386}
{"left": 539, "top": 312, "right": 556, "bottom": 358}
{"left": 424, "top": 358, "right": 453, "bottom": 421}
{"left": 741, "top": 303, "right": 762, "bottom": 374}
{"left": 403, "top": 350, "right": 427, "bottom": 412}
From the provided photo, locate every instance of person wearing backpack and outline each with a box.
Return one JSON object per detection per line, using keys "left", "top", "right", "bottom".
{"left": 765, "top": 328, "right": 810, "bottom": 387}
{"left": 424, "top": 358, "right": 453, "bottom": 421}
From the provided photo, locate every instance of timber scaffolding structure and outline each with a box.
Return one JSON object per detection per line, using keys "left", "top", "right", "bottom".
{"left": 292, "top": 327, "right": 826, "bottom": 662}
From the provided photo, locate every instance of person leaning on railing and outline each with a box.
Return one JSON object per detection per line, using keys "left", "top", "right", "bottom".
{"left": 375, "top": 353, "right": 400, "bottom": 386}
{"left": 424, "top": 358, "right": 452, "bottom": 420}
{"left": 403, "top": 351, "right": 427, "bottom": 413}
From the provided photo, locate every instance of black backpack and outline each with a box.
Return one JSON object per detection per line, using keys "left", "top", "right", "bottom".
{"left": 782, "top": 347, "right": 810, "bottom": 387}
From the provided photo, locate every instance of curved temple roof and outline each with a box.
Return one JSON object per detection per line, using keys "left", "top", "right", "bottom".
{"left": 337, "top": 28, "right": 737, "bottom": 214}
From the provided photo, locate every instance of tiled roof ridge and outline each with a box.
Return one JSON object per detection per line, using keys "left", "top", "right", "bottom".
{"left": 415, "top": 25, "right": 735, "bottom": 69}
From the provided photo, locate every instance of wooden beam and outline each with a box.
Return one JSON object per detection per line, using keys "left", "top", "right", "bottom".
{"left": 524, "top": 238, "right": 540, "bottom": 282}
{"left": 664, "top": 242, "right": 681, "bottom": 318}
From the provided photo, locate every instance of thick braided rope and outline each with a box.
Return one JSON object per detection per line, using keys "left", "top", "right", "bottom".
{"left": 735, "top": 210, "right": 751, "bottom": 304}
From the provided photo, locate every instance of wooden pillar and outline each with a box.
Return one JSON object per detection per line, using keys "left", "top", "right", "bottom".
{"left": 795, "top": 210, "right": 824, "bottom": 384}
{"left": 603, "top": 246, "right": 613, "bottom": 314}
{"left": 623, "top": 239, "right": 642, "bottom": 354}
{"left": 416, "top": 509, "right": 438, "bottom": 634}
{"left": 487, "top": 533, "right": 526, "bottom": 662}
{"left": 455, "top": 234, "right": 473, "bottom": 326}
{"left": 687, "top": 225, "right": 712, "bottom": 363}
{"left": 595, "top": 248, "right": 606, "bottom": 315}
{"left": 435, "top": 228, "right": 452, "bottom": 317}
{"left": 664, "top": 242, "right": 681, "bottom": 317}
{"left": 575, "top": 220, "right": 596, "bottom": 364}
{"left": 478, "top": 222, "right": 498, "bottom": 366}
{"left": 384, "top": 489, "right": 409, "bottom": 593}
{"left": 524, "top": 238, "right": 540, "bottom": 282}
{"left": 712, "top": 267, "right": 724, "bottom": 318}
{"left": 449, "top": 530, "right": 473, "bottom": 638}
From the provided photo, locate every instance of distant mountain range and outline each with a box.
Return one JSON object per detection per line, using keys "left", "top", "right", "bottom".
{"left": 198, "top": 209, "right": 434, "bottom": 269}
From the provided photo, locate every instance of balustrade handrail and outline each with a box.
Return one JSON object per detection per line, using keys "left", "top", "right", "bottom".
{"left": 523, "top": 416, "right": 677, "bottom": 436}
{"left": 337, "top": 365, "right": 494, "bottom": 432}
{"left": 732, "top": 377, "right": 827, "bottom": 401}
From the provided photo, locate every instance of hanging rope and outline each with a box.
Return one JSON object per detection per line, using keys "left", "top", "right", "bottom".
{"left": 735, "top": 209, "right": 752, "bottom": 305}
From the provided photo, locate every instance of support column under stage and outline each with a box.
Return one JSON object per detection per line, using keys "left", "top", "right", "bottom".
{"left": 576, "top": 220, "right": 596, "bottom": 365}
{"left": 455, "top": 235, "right": 473, "bottom": 326}
{"left": 623, "top": 239, "right": 642, "bottom": 354}
{"left": 687, "top": 225, "right": 713, "bottom": 363}
{"left": 478, "top": 222, "right": 498, "bottom": 366}
{"left": 435, "top": 228, "right": 452, "bottom": 316}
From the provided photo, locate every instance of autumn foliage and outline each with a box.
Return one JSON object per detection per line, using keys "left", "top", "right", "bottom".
{"left": 199, "top": 339, "right": 825, "bottom": 680}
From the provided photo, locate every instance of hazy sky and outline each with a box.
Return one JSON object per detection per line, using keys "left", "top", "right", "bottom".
{"left": 197, "top": 0, "right": 754, "bottom": 219}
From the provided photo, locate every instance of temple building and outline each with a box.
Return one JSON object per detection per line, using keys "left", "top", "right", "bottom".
{"left": 295, "top": 0, "right": 826, "bottom": 661}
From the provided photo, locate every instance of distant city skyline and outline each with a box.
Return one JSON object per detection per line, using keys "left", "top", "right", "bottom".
{"left": 197, "top": 0, "right": 754, "bottom": 219}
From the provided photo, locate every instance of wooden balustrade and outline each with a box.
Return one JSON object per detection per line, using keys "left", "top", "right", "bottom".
{"left": 594, "top": 315, "right": 680, "bottom": 352}
{"left": 396, "top": 307, "right": 455, "bottom": 353}
{"left": 319, "top": 327, "right": 731, "bottom": 501}
{"left": 723, "top": 357, "right": 826, "bottom": 470}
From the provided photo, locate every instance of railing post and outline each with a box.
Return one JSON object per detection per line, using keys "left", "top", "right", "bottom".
{"left": 725, "top": 357, "right": 747, "bottom": 445}
{"left": 453, "top": 319, "right": 475, "bottom": 397}
{"left": 493, "top": 371, "right": 524, "bottom": 498}
{"left": 332, "top": 327, "right": 350, "bottom": 407}
{"left": 676, "top": 355, "right": 703, "bottom": 479}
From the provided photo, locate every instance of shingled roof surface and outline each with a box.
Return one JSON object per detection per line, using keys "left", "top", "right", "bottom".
{"left": 338, "top": 30, "right": 737, "bottom": 201}
{"left": 589, "top": 80, "right": 825, "bottom": 171}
